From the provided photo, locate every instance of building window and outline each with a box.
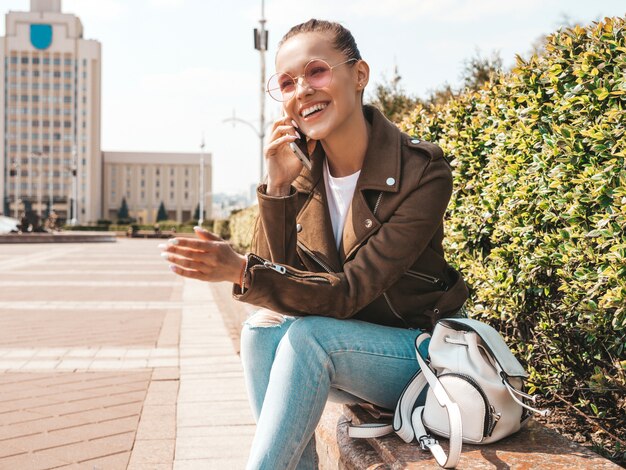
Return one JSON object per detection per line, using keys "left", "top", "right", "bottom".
{"left": 170, "top": 192, "right": 174, "bottom": 200}
{"left": 33, "top": 57, "right": 40, "bottom": 65}
{"left": 156, "top": 180, "right": 160, "bottom": 188}
{"left": 21, "top": 57, "right": 28, "bottom": 64}
{"left": 184, "top": 180, "right": 189, "bottom": 188}
{"left": 141, "top": 180, "right": 145, "bottom": 188}
{"left": 53, "top": 58, "right": 61, "bottom": 65}
{"left": 170, "top": 180, "right": 174, "bottom": 188}
{"left": 64, "top": 58, "right": 72, "bottom": 65}
{"left": 141, "top": 191, "right": 145, "bottom": 199}
{"left": 10, "top": 57, "right": 18, "bottom": 64}
{"left": 184, "top": 192, "right": 188, "bottom": 200}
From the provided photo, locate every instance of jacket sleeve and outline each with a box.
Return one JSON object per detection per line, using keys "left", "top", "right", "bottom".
{"left": 250, "top": 184, "right": 307, "bottom": 270}
{"left": 234, "top": 157, "right": 453, "bottom": 318}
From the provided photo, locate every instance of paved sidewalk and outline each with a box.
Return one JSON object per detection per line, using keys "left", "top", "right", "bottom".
{"left": 0, "top": 239, "right": 255, "bottom": 469}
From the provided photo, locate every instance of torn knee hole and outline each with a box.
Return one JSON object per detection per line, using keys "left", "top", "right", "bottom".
{"left": 244, "top": 310, "right": 288, "bottom": 328}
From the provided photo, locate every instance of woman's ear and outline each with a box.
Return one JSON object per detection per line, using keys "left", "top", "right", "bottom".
{"left": 355, "top": 60, "right": 370, "bottom": 90}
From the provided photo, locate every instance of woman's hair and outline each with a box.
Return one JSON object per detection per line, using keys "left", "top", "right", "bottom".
{"left": 278, "top": 19, "right": 362, "bottom": 62}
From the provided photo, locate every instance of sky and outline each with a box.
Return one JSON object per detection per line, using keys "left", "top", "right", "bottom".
{"left": 2, "top": 0, "right": 625, "bottom": 195}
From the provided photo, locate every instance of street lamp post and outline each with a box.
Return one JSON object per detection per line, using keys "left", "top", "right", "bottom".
{"left": 70, "top": 145, "right": 78, "bottom": 226}
{"left": 253, "top": 0, "right": 268, "bottom": 183}
{"left": 9, "top": 159, "right": 20, "bottom": 219}
{"left": 198, "top": 136, "right": 205, "bottom": 227}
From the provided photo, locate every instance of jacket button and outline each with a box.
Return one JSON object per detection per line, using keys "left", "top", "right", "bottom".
{"left": 411, "top": 138, "right": 421, "bottom": 144}
{"left": 364, "top": 219, "right": 373, "bottom": 228}
{"left": 386, "top": 177, "right": 395, "bottom": 186}
{"left": 296, "top": 223, "right": 302, "bottom": 233}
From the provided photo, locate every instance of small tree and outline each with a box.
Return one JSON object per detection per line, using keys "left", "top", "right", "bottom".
{"left": 193, "top": 203, "right": 204, "bottom": 222}
{"left": 367, "top": 66, "right": 421, "bottom": 123}
{"left": 156, "top": 201, "right": 168, "bottom": 222}
{"left": 117, "top": 197, "right": 129, "bottom": 220}
{"left": 460, "top": 49, "right": 503, "bottom": 91}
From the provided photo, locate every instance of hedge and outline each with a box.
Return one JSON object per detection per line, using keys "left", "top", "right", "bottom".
{"left": 229, "top": 205, "right": 259, "bottom": 253}
{"left": 401, "top": 17, "right": 625, "bottom": 456}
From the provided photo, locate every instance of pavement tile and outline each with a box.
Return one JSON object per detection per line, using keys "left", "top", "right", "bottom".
{"left": 176, "top": 434, "right": 253, "bottom": 460}
{"left": 0, "top": 409, "right": 49, "bottom": 425}
{"left": 0, "top": 444, "right": 27, "bottom": 459}
{"left": 127, "top": 439, "right": 175, "bottom": 465}
{"left": 176, "top": 425, "right": 256, "bottom": 438}
{"left": 135, "top": 414, "right": 176, "bottom": 440}
{"left": 0, "top": 450, "right": 71, "bottom": 470}
{"left": 173, "top": 458, "right": 249, "bottom": 470}
{"left": 0, "top": 416, "right": 86, "bottom": 440}
{"left": 48, "top": 416, "right": 140, "bottom": 442}
{"left": 127, "top": 463, "right": 172, "bottom": 470}
{"left": 151, "top": 368, "right": 179, "bottom": 381}
{"left": 139, "top": 404, "right": 176, "bottom": 417}
{"left": 80, "top": 451, "right": 130, "bottom": 469}
{"left": 28, "top": 391, "right": 145, "bottom": 416}
{"left": 40, "top": 432, "right": 135, "bottom": 464}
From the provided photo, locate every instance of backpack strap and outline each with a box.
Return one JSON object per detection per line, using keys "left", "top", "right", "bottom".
{"left": 414, "top": 334, "right": 463, "bottom": 468}
{"left": 348, "top": 333, "right": 431, "bottom": 442}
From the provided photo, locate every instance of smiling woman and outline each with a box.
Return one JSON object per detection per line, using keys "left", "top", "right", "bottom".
{"left": 161, "top": 18, "right": 468, "bottom": 470}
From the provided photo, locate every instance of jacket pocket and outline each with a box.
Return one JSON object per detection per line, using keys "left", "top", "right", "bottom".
{"left": 405, "top": 269, "right": 448, "bottom": 291}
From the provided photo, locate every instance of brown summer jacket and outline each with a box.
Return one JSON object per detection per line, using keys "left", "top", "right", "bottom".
{"left": 233, "top": 105, "right": 468, "bottom": 331}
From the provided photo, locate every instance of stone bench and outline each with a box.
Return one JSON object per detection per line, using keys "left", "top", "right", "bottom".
{"left": 315, "top": 401, "right": 621, "bottom": 469}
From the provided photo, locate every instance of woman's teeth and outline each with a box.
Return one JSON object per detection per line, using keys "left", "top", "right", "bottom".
{"left": 301, "top": 103, "right": 328, "bottom": 118}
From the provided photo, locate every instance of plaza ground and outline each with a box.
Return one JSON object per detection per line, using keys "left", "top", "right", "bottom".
{"left": 0, "top": 238, "right": 255, "bottom": 469}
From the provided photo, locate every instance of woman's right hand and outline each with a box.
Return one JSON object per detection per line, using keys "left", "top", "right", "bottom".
{"left": 264, "top": 115, "right": 305, "bottom": 196}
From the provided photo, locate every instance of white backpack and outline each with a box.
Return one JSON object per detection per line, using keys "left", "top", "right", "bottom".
{"left": 349, "top": 318, "right": 549, "bottom": 468}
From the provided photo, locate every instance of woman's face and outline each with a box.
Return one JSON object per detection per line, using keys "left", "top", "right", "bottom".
{"left": 275, "top": 32, "right": 367, "bottom": 141}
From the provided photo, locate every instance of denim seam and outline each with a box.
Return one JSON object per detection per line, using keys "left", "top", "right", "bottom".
{"left": 286, "top": 356, "right": 333, "bottom": 470}
{"left": 327, "top": 349, "right": 418, "bottom": 362}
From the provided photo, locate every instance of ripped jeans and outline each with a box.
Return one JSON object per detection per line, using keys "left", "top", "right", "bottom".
{"left": 240, "top": 309, "right": 430, "bottom": 470}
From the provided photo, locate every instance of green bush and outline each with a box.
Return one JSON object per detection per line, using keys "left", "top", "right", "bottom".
{"left": 212, "top": 219, "right": 231, "bottom": 240}
{"left": 62, "top": 225, "right": 109, "bottom": 231}
{"left": 401, "top": 17, "right": 625, "bottom": 456}
{"left": 229, "top": 205, "right": 259, "bottom": 253}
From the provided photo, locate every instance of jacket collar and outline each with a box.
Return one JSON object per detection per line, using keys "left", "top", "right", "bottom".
{"left": 294, "top": 105, "right": 402, "bottom": 194}
{"left": 294, "top": 105, "right": 403, "bottom": 270}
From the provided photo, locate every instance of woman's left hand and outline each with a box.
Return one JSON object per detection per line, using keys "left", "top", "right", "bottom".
{"left": 160, "top": 227, "right": 246, "bottom": 284}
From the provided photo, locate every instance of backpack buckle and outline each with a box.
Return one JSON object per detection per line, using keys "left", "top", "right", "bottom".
{"left": 419, "top": 435, "right": 438, "bottom": 450}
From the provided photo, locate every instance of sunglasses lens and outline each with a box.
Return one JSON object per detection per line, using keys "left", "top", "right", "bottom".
{"left": 267, "top": 73, "right": 295, "bottom": 101}
{"left": 304, "top": 60, "right": 332, "bottom": 88}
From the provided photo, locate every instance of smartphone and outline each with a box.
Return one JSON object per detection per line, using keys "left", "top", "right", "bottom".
{"left": 289, "top": 131, "right": 312, "bottom": 171}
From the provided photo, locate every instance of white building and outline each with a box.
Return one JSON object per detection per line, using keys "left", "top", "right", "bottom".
{"left": 103, "top": 151, "right": 212, "bottom": 224}
{"left": 1, "top": 0, "right": 101, "bottom": 222}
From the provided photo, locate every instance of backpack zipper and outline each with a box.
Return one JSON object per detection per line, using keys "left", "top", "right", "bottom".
{"left": 438, "top": 372, "right": 495, "bottom": 437}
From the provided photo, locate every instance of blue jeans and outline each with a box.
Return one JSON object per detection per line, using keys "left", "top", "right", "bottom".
{"left": 240, "top": 309, "right": 430, "bottom": 470}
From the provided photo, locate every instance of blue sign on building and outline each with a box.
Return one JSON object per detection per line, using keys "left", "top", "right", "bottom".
{"left": 30, "top": 24, "right": 53, "bottom": 50}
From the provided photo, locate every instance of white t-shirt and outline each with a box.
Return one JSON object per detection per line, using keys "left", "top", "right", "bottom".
{"left": 323, "top": 158, "right": 361, "bottom": 250}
